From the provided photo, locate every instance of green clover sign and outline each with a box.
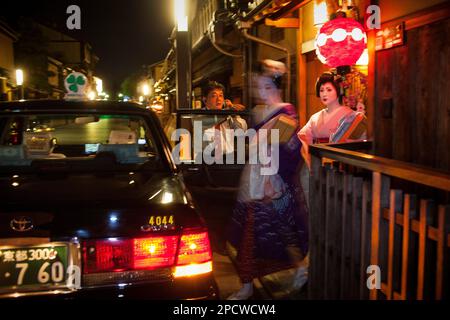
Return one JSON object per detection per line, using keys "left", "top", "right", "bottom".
{"left": 65, "top": 72, "right": 87, "bottom": 93}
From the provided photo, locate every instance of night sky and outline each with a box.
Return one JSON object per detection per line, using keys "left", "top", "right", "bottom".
{"left": 1, "top": 0, "right": 174, "bottom": 93}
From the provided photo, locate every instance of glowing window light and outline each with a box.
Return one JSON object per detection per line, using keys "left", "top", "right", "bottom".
{"left": 142, "top": 84, "right": 150, "bottom": 96}
{"left": 314, "top": 1, "right": 328, "bottom": 26}
{"left": 94, "top": 77, "right": 103, "bottom": 94}
{"left": 16, "top": 69, "right": 24, "bottom": 86}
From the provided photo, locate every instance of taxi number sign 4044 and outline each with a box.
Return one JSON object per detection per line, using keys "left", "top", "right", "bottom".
{"left": 148, "top": 215, "right": 174, "bottom": 226}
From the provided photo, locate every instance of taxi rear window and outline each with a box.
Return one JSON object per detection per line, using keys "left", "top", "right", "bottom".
{"left": 0, "top": 113, "right": 160, "bottom": 167}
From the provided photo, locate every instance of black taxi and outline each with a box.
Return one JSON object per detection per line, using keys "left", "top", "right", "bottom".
{"left": 0, "top": 99, "right": 218, "bottom": 299}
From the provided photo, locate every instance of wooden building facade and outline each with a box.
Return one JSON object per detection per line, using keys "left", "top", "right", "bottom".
{"left": 374, "top": 2, "right": 450, "bottom": 172}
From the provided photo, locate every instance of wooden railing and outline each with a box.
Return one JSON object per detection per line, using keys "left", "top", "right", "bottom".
{"left": 308, "top": 141, "right": 450, "bottom": 300}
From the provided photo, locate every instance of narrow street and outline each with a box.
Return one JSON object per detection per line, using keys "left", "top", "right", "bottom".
{"left": 189, "top": 186, "right": 307, "bottom": 300}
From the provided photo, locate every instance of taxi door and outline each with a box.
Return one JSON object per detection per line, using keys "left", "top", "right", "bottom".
{"left": 168, "top": 109, "right": 250, "bottom": 191}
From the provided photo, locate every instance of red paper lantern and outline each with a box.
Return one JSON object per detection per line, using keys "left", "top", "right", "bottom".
{"left": 315, "top": 17, "right": 367, "bottom": 68}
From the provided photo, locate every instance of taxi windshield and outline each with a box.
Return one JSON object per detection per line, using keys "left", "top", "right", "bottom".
{"left": 0, "top": 113, "right": 162, "bottom": 170}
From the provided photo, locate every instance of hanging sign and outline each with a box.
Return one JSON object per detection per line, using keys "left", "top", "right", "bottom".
{"left": 375, "top": 22, "right": 405, "bottom": 51}
{"left": 64, "top": 72, "right": 88, "bottom": 100}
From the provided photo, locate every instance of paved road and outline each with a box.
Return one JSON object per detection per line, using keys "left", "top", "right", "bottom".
{"left": 188, "top": 186, "right": 307, "bottom": 300}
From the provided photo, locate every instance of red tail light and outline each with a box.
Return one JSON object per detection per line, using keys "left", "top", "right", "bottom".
{"left": 82, "top": 230, "right": 213, "bottom": 277}
{"left": 176, "top": 231, "right": 211, "bottom": 265}
{"left": 174, "top": 230, "right": 213, "bottom": 278}
{"left": 82, "top": 236, "right": 178, "bottom": 274}
{"left": 133, "top": 236, "right": 178, "bottom": 269}
{"left": 83, "top": 239, "right": 131, "bottom": 274}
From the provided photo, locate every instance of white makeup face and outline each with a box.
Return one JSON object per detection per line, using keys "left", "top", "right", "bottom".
{"left": 319, "top": 82, "right": 339, "bottom": 106}
{"left": 256, "top": 76, "right": 280, "bottom": 105}
{"left": 204, "top": 89, "right": 224, "bottom": 110}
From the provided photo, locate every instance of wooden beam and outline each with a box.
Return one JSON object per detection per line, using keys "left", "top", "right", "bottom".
{"left": 370, "top": 172, "right": 390, "bottom": 300}
{"left": 435, "top": 205, "right": 448, "bottom": 300}
{"left": 401, "top": 194, "right": 415, "bottom": 300}
{"left": 308, "top": 154, "right": 321, "bottom": 299}
{"left": 382, "top": 2, "right": 450, "bottom": 32}
{"left": 380, "top": 282, "right": 388, "bottom": 296}
{"left": 417, "top": 200, "right": 433, "bottom": 300}
{"left": 297, "top": 8, "right": 307, "bottom": 128}
{"left": 358, "top": 177, "right": 371, "bottom": 300}
{"left": 266, "top": 0, "right": 313, "bottom": 21}
{"left": 309, "top": 144, "right": 450, "bottom": 192}
{"left": 324, "top": 165, "right": 334, "bottom": 299}
{"left": 361, "top": 0, "right": 376, "bottom": 141}
{"left": 359, "top": 179, "right": 370, "bottom": 299}
{"left": 393, "top": 291, "right": 403, "bottom": 300}
{"left": 387, "top": 190, "right": 402, "bottom": 300}
{"left": 265, "top": 18, "right": 299, "bottom": 28}
{"left": 382, "top": 208, "right": 445, "bottom": 243}
{"left": 340, "top": 173, "right": 351, "bottom": 299}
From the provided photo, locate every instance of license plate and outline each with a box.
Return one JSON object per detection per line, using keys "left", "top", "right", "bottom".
{"left": 0, "top": 243, "right": 69, "bottom": 292}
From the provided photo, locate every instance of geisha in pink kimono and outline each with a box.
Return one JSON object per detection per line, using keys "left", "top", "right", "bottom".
{"left": 298, "top": 72, "right": 367, "bottom": 169}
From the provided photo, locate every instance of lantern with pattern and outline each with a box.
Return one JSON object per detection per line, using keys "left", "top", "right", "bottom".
{"left": 315, "top": 17, "right": 367, "bottom": 68}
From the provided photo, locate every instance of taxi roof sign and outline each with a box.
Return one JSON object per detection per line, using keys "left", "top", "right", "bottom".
{"left": 64, "top": 72, "right": 88, "bottom": 100}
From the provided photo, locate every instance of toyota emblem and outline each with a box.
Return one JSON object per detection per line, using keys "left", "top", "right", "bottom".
{"left": 10, "top": 217, "right": 34, "bottom": 232}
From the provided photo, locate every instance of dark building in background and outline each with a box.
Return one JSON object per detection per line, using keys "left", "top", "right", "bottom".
{"left": 0, "top": 16, "right": 100, "bottom": 100}
{"left": 0, "top": 19, "right": 18, "bottom": 101}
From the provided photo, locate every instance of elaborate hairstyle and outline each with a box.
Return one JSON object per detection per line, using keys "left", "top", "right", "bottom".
{"left": 256, "top": 59, "right": 286, "bottom": 89}
{"left": 315, "top": 71, "right": 344, "bottom": 104}
{"left": 202, "top": 80, "right": 225, "bottom": 97}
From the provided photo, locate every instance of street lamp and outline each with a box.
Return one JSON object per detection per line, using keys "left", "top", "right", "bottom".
{"left": 94, "top": 77, "right": 103, "bottom": 96}
{"left": 140, "top": 82, "right": 151, "bottom": 105}
{"left": 87, "top": 91, "right": 96, "bottom": 101}
{"left": 15, "top": 69, "right": 24, "bottom": 100}
{"left": 174, "top": 0, "right": 191, "bottom": 109}
{"left": 142, "top": 83, "right": 150, "bottom": 96}
{"left": 175, "top": 0, "right": 188, "bottom": 32}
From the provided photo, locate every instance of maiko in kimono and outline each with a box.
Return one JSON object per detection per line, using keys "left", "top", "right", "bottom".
{"left": 298, "top": 71, "right": 367, "bottom": 169}
{"left": 227, "top": 60, "right": 309, "bottom": 300}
